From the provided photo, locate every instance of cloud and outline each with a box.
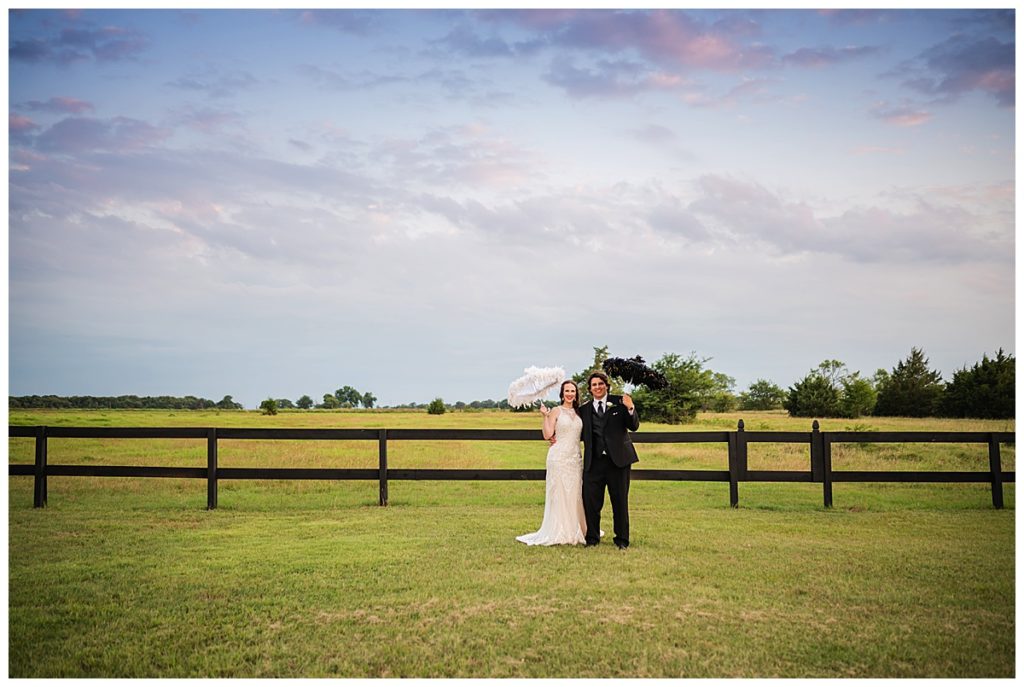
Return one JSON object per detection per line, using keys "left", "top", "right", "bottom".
{"left": 816, "top": 9, "right": 894, "bottom": 26}
{"left": 295, "top": 63, "right": 512, "bottom": 108}
{"left": 10, "top": 114, "right": 40, "bottom": 144}
{"left": 372, "top": 124, "right": 542, "bottom": 191}
{"left": 437, "top": 24, "right": 518, "bottom": 58}
{"left": 9, "top": 38, "right": 52, "bottom": 62}
{"left": 294, "top": 63, "right": 409, "bottom": 91}
{"left": 166, "top": 66, "right": 259, "bottom": 98}
{"left": 452, "top": 10, "right": 879, "bottom": 106}
{"left": 296, "top": 9, "right": 381, "bottom": 35}
{"left": 535, "top": 10, "right": 776, "bottom": 71}
{"left": 9, "top": 114, "right": 39, "bottom": 133}
{"left": 544, "top": 57, "right": 688, "bottom": 98}
{"left": 171, "top": 106, "right": 246, "bottom": 134}
{"left": 684, "top": 175, "right": 1011, "bottom": 263}
{"left": 11, "top": 24, "right": 149, "bottom": 65}
{"left": 682, "top": 76, "right": 786, "bottom": 109}
{"left": 627, "top": 124, "right": 677, "bottom": 145}
{"left": 35, "top": 116, "right": 173, "bottom": 154}
{"left": 898, "top": 34, "right": 1014, "bottom": 107}
{"left": 20, "top": 96, "right": 95, "bottom": 114}
{"left": 850, "top": 145, "right": 905, "bottom": 156}
{"left": 782, "top": 45, "right": 879, "bottom": 68}
{"left": 870, "top": 102, "right": 931, "bottom": 126}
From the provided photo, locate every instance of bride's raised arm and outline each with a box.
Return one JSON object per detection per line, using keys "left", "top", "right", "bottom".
{"left": 539, "top": 405, "right": 559, "bottom": 440}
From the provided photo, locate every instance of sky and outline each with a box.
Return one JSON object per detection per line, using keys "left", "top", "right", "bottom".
{"left": 7, "top": 8, "right": 1016, "bottom": 408}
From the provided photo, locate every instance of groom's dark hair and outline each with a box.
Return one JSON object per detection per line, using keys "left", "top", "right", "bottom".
{"left": 587, "top": 371, "right": 610, "bottom": 388}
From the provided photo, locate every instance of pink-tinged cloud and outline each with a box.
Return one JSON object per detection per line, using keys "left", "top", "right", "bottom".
{"left": 902, "top": 35, "right": 1014, "bottom": 107}
{"left": 23, "top": 96, "right": 95, "bottom": 114}
{"left": 558, "top": 10, "right": 775, "bottom": 71}
{"left": 545, "top": 57, "right": 691, "bottom": 99}
{"left": 472, "top": 10, "right": 776, "bottom": 72}
{"left": 10, "top": 114, "right": 39, "bottom": 133}
{"left": 871, "top": 102, "right": 931, "bottom": 127}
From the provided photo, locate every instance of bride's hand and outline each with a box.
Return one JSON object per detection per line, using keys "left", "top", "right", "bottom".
{"left": 539, "top": 405, "right": 550, "bottom": 416}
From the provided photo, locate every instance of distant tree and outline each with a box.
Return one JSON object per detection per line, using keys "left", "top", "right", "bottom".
{"left": 785, "top": 360, "right": 876, "bottom": 418}
{"left": 335, "top": 386, "right": 362, "bottom": 408}
{"left": 739, "top": 379, "right": 786, "bottom": 410}
{"left": 840, "top": 373, "right": 877, "bottom": 419}
{"left": 259, "top": 398, "right": 278, "bottom": 416}
{"left": 216, "top": 395, "right": 243, "bottom": 410}
{"left": 320, "top": 394, "right": 340, "bottom": 409}
{"left": 296, "top": 395, "right": 314, "bottom": 410}
{"left": 361, "top": 392, "right": 377, "bottom": 409}
{"left": 454, "top": 401, "right": 466, "bottom": 409}
{"left": 630, "top": 352, "right": 730, "bottom": 424}
{"left": 873, "top": 347, "right": 944, "bottom": 417}
{"left": 941, "top": 349, "right": 1015, "bottom": 419}
{"left": 573, "top": 345, "right": 625, "bottom": 399}
{"left": 704, "top": 372, "right": 737, "bottom": 412}
{"left": 427, "top": 398, "right": 446, "bottom": 415}
{"left": 785, "top": 362, "right": 843, "bottom": 417}
{"left": 275, "top": 398, "right": 295, "bottom": 409}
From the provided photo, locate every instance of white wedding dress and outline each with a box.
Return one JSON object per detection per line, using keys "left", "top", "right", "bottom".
{"left": 516, "top": 407, "right": 589, "bottom": 546}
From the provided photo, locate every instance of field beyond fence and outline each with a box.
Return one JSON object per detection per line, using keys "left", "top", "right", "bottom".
{"left": 8, "top": 409, "right": 1016, "bottom": 678}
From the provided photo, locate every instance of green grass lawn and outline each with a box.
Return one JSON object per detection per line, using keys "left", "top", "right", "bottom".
{"left": 7, "top": 409, "right": 1015, "bottom": 677}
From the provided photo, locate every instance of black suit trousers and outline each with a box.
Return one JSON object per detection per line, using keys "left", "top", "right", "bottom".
{"left": 583, "top": 451, "right": 631, "bottom": 547}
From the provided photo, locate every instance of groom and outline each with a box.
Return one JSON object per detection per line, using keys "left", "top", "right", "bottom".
{"left": 580, "top": 371, "right": 640, "bottom": 549}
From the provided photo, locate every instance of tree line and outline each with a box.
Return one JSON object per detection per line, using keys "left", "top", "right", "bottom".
{"left": 7, "top": 394, "right": 243, "bottom": 410}
{"left": 258, "top": 386, "right": 379, "bottom": 415}
{"left": 10, "top": 346, "right": 1012, "bottom": 422}
{"left": 578, "top": 345, "right": 1012, "bottom": 423}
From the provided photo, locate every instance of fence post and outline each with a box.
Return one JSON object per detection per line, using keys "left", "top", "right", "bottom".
{"left": 822, "top": 429, "right": 833, "bottom": 508}
{"left": 33, "top": 426, "right": 48, "bottom": 508}
{"left": 378, "top": 429, "right": 388, "bottom": 506}
{"left": 988, "top": 434, "right": 1004, "bottom": 510}
{"left": 727, "top": 420, "right": 742, "bottom": 507}
{"left": 738, "top": 418, "right": 748, "bottom": 480}
{"left": 810, "top": 420, "right": 823, "bottom": 481}
{"left": 207, "top": 428, "right": 218, "bottom": 510}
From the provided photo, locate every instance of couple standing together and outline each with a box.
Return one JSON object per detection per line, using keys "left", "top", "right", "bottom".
{"left": 516, "top": 371, "right": 640, "bottom": 549}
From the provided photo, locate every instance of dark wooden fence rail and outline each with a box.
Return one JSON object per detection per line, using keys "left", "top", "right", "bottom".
{"left": 8, "top": 420, "right": 1015, "bottom": 510}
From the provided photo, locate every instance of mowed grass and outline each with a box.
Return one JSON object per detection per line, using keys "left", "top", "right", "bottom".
{"left": 8, "top": 409, "right": 1015, "bottom": 677}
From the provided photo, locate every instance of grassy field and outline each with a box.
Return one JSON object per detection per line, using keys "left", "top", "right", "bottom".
{"left": 7, "top": 409, "right": 1016, "bottom": 677}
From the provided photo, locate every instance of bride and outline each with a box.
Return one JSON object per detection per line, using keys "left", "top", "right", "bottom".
{"left": 516, "top": 380, "right": 591, "bottom": 546}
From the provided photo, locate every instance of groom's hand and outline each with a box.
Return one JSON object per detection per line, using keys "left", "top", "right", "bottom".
{"left": 622, "top": 394, "right": 635, "bottom": 412}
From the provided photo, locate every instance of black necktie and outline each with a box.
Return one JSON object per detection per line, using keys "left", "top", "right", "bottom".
{"left": 597, "top": 401, "right": 604, "bottom": 416}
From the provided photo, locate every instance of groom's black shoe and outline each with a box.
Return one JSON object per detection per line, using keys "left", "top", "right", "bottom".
{"left": 585, "top": 541, "right": 599, "bottom": 547}
{"left": 615, "top": 541, "right": 629, "bottom": 550}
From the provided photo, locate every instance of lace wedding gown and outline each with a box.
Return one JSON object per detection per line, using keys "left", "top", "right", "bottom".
{"left": 516, "top": 408, "right": 589, "bottom": 546}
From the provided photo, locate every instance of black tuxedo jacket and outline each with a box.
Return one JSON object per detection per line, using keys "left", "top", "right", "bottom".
{"left": 579, "top": 394, "right": 640, "bottom": 471}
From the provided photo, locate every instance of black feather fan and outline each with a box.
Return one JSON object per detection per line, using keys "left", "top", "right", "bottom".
{"left": 602, "top": 355, "right": 669, "bottom": 390}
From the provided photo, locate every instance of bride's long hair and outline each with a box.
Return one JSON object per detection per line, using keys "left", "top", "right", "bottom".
{"left": 559, "top": 380, "right": 580, "bottom": 409}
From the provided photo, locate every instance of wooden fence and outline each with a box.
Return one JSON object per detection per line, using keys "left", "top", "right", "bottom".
{"left": 8, "top": 420, "right": 1015, "bottom": 510}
